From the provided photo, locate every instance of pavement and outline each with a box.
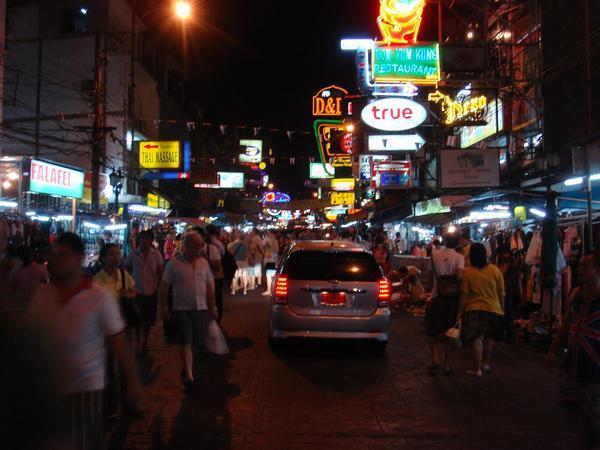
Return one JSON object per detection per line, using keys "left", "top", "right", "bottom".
{"left": 109, "top": 289, "right": 580, "bottom": 450}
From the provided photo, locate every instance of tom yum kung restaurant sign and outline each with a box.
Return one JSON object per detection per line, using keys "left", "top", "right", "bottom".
{"left": 27, "top": 159, "right": 84, "bottom": 198}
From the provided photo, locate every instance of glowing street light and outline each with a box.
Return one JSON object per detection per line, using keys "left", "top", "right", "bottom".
{"left": 175, "top": 1, "right": 191, "bottom": 20}
{"left": 466, "top": 30, "right": 475, "bottom": 40}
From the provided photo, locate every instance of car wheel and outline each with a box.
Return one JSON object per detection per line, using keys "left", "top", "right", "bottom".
{"left": 373, "top": 340, "right": 388, "bottom": 354}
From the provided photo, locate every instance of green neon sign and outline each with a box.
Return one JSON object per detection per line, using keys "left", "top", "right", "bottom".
{"left": 372, "top": 43, "right": 441, "bottom": 85}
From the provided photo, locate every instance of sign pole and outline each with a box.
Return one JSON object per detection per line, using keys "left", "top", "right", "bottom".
{"left": 71, "top": 198, "right": 76, "bottom": 233}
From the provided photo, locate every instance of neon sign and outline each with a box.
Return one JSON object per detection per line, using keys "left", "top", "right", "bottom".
{"left": 378, "top": 0, "right": 427, "bottom": 44}
{"left": 372, "top": 42, "right": 441, "bottom": 85}
{"left": 262, "top": 192, "right": 291, "bottom": 204}
{"left": 361, "top": 97, "right": 427, "bottom": 131}
{"left": 314, "top": 119, "right": 348, "bottom": 175}
{"left": 428, "top": 90, "right": 488, "bottom": 126}
{"left": 312, "top": 85, "right": 348, "bottom": 117}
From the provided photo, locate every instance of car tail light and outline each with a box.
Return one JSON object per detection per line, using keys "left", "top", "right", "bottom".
{"left": 274, "top": 275, "right": 288, "bottom": 304}
{"left": 378, "top": 278, "right": 391, "bottom": 307}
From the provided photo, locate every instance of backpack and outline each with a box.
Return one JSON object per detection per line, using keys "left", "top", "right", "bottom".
{"left": 432, "top": 257, "right": 459, "bottom": 297}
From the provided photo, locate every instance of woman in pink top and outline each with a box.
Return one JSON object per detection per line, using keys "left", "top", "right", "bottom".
{"left": 163, "top": 232, "right": 175, "bottom": 262}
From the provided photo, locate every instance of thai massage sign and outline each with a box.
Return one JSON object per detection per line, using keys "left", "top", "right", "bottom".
{"left": 139, "top": 141, "right": 181, "bottom": 169}
{"left": 29, "top": 159, "right": 84, "bottom": 198}
{"left": 361, "top": 97, "right": 427, "bottom": 131}
{"left": 312, "top": 85, "right": 348, "bottom": 116}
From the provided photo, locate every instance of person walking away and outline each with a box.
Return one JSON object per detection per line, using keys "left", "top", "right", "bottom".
{"left": 426, "top": 232, "right": 464, "bottom": 375}
{"left": 547, "top": 252, "right": 600, "bottom": 448}
{"left": 228, "top": 232, "right": 249, "bottom": 295}
{"left": 206, "top": 225, "right": 226, "bottom": 322}
{"left": 248, "top": 229, "right": 264, "bottom": 290}
{"left": 27, "top": 233, "right": 140, "bottom": 450}
{"left": 197, "top": 228, "right": 225, "bottom": 323}
{"left": 8, "top": 245, "right": 49, "bottom": 315}
{"left": 158, "top": 233, "right": 217, "bottom": 392}
{"left": 94, "top": 243, "right": 138, "bottom": 419}
{"left": 262, "top": 230, "right": 279, "bottom": 296}
{"left": 163, "top": 232, "right": 175, "bottom": 262}
{"left": 458, "top": 243, "right": 505, "bottom": 377}
{"left": 124, "top": 230, "right": 163, "bottom": 353}
{"left": 498, "top": 249, "right": 520, "bottom": 342}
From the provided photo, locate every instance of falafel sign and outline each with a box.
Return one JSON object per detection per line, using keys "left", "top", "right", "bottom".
{"left": 29, "top": 159, "right": 84, "bottom": 198}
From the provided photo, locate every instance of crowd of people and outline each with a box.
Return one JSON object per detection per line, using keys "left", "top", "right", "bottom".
{"left": 2, "top": 223, "right": 600, "bottom": 448}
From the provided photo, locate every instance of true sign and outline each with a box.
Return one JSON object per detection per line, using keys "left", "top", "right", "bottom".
{"left": 139, "top": 141, "right": 181, "bottom": 169}
{"left": 372, "top": 43, "right": 440, "bottom": 85}
{"left": 29, "top": 159, "right": 84, "bottom": 198}
{"left": 361, "top": 98, "right": 427, "bottom": 131}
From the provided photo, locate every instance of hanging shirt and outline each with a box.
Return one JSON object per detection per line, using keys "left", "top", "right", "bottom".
{"left": 567, "top": 291, "right": 600, "bottom": 384}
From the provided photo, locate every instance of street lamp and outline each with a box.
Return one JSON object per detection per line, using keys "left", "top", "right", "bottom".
{"left": 109, "top": 169, "right": 124, "bottom": 215}
{"left": 175, "top": 1, "right": 192, "bottom": 20}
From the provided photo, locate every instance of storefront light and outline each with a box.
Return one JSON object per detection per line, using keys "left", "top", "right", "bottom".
{"left": 0, "top": 200, "right": 18, "bottom": 208}
{"left": 55, "top": 215, "right": 73, "bottom": 221}
{"left": 7, "top": 172, "right": 18, "bottom": 181}
{"left": 25, "top": 211, "right": 36, "bottom": 216}
{"left": 83, "top": 221, "right": 101, "bottom": 229}
{"left": 2, "top": 181, "right": 11, "bottom": 189}
{"left": 34, "top": 216, "right": 50, "bottom": 222}
{"left": 590, "top": 173, "right": 600, "bottom": 181}
{"left": 128, "top": 204, "right": 167, "bottom": 214}
{"left": 447, "top": 225, "right": 457, "bottom": 233}
{"left": 105, "top": 224, "right": 127, "bottom": 231}
{"left": 564, "top": 177, "right": 584, "bottom": 186}
{"left": 412, "top": 226, "right": 432, "bottom": 234}
{"left": 529, "top": 208, "right": 547, "bottom": 218}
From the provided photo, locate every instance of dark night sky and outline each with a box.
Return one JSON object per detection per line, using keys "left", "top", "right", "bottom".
{"left": 181, "top": 0, "right": 439, "bottom": 131}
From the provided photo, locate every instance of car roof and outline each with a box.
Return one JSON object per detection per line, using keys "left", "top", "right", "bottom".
{"left": 289, "top": 240, "right": 369, "bottom": 253}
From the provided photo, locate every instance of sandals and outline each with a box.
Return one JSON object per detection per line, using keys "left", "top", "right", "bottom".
{"left": 467, "top": 369, "right": 483, "bottom": 377}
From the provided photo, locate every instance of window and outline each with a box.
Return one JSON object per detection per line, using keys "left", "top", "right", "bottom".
{"left": 282, "top": 251, "right": 382, "bottom": 282}
{"left": 60, "top": 7, "right": 88, "bottom": 34}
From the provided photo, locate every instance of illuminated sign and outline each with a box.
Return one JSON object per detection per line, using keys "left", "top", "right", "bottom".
{"left": 142, "top": 141, "right": 191, "bottom": 180}
{"left": 139, "top": 141, "right": 181, "bottom": 169}
{"left": 368, "top": 134, "right": 424, "bottom": 151}
{"left": 29, "top": 159, "right": 84, "bottom": 198}
{"left": 331, "top": 192, "right": 356, "bottom": 206}
{"left": 331, "top": 156, "right": 353, "bottom": 168}
{"left": 359, "top": 155, "right": 388, "bottom": 181}
{"left": 239, "top": 139, "right": 263, "bottom": 164}
{"left": 312, "top": 85, "right": 348, "bottom": 117}
{"left": 361, "top": 97, "right": 427, "bottom": 131}
{"left": 414, "top": 198, "right": 451, "bottom": 216}
{"left": 378, "top": 0, "right": 426, "bottom": 44}
{"left": 460, "top": 98, "right": 504, "bottom": 148}
{"left": 314, "top": 119, "right": 349, "bottom": 166}
{"left": 331, "top": 178, "right": 355, "bottom": 192}
{"left": 324, "top": 206, "right": 348, "bottom": 221}
{"left": 428, "top": 89, "right": 488, "bottom": 125}
{"left": 372, "top": 43, "right": 441, "bottom": 85}
{"left": 310, "top": 163, "right": 335, "bottom": 179}
{"left": 372, "top": 161, "right": 411, "bottom": 188}
{"left": 262, "top": 192, "right": 291, "bottom": 203}
{"left": 219, "top": 172, "right": 244, "bottom": 189}
{"left": 147, "top": 193, "right": 159, "bottom": 208}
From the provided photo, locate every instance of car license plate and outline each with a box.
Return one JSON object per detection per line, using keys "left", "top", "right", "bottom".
{"left": 321, "top": 291, "right": 346, "bottom": 306}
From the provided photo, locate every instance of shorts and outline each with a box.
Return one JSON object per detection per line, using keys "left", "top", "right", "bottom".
{"left": 173, "top": 310, "right": 210, "bottom": 347}
{"left": 134, "top": 293, "right": 158, "bottom": 327}
{"left": 425, "top": 295, "right": 458, "bottom": 338}
{"left": 460, "top": 310, "right": 504, "bottom": 344}
{"left": 253, "top": 263, "right": 262, "bottom": 276}
{"left": 236, "top": 261, "right": 249, "bottom": 270}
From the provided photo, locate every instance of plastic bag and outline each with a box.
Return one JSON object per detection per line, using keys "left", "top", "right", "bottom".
{"left": 206, "top": 320, "right": 230, "bottom": 355}
{"left": 445, "top": 322, "right": 462, "bottom": 347}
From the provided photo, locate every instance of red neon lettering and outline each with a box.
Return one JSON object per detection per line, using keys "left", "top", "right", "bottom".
{"left": 403, "top": 108, "right": 413, "bottom": 119}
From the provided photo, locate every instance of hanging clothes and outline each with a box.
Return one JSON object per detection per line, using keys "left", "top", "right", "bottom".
{"left": 525, "top": 230, "right": 543, "bottom": 265}
{"left": 562, "top": 226, "right": 577, "bottom": 259}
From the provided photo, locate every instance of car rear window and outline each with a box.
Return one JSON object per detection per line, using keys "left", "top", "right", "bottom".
{"left": 282, "top": 250, "right": 382, "bottom": 281}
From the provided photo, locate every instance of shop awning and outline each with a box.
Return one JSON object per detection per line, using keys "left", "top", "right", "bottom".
{"left": 404, "top": 212, "right": 458, "bottom": 226}
{"left": 370, "top": 203, "right": 412, "bottom": 225}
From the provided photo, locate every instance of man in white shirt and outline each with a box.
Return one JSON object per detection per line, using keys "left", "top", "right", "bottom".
{"left": 426, "top": 232, "right": 465, "bottom": 375}
{"left": 27, "top": 233, "right": 140, "bottom": 450}
{"left": 124, "top": 230, "right": 163, "bottom": 353}
{"left": 159, "top": 232, "right": 216, "bottom": 392}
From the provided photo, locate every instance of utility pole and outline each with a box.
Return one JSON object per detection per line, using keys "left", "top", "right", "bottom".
{"left": 34, "top": 38, "right": 42, "bottom": 156}
{"left": 91, "top": 31, "right": 105, "bottom": 213}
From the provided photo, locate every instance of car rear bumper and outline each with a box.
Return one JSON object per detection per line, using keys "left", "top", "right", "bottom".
{"left": 269, "top": 304, "right": 390, "bottom": 341}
